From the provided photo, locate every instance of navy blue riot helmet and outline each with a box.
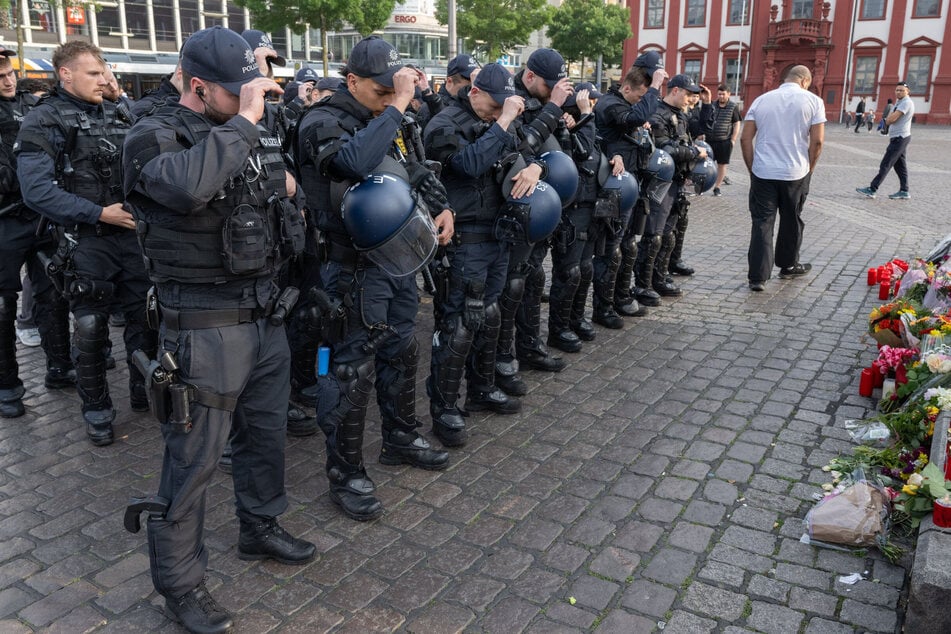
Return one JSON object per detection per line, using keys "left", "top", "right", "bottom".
{"left": 495, "top": 180, "right": 562, "bottom": 244}
{"left": 643, "top": 148, "right": 675, "bottom": 204}
{"left": 691, "top": 157, "right": 718, "bottom": 195}
{"left": 601, "top": 171, "right": 640, "bottom": 212}
{"left": 539, "top": 150, "right": 579, "bottom": 207}
{"left": 342, "top": 173, "right": 438, "bottom": 277}
{"left": 695, "top": 139, "right": 715, "bottom": 163}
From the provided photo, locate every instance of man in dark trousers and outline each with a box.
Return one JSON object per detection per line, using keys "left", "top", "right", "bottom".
{"left": 708, "top": 84, "right": 742, "bottom": 197}
{"left": 297, "top": 36, "right": 455, "bottom": 521}
{"left": 122, "top": 27, "right": 316, "bottom": 633}
{"left": 0, "top": 47, "right": 74, "bottom": 419}
{"left": 854, "top": 96, "right": 866, "bottom": 133}
{"left": 16, "top": 40, "right": 156, "bottom": 445}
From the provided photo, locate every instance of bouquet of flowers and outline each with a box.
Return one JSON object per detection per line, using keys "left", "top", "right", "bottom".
{"left": 897, "top": 259, "right": 936, "bottom": 304}
{"left": 868, "top": 299, "right": 922, "bottom": 347}
{"left": 923, "top": 268, "right": 951, "bottom": 312}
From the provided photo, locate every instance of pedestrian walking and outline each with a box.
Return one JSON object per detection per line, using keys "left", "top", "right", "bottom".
{"left": 708, "top": 84, "right": 742, "bottom": 197}
{"left": 854, "top": 96, "right": 866, "bottom": 133}
{"left": 856, "top": 82, "right": 914, "bottom": 200}
{"left": 741, "top": 65, "right": 825, "bottom": 292}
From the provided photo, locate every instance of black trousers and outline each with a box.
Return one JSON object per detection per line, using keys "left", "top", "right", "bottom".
{"left": 747, "top": 172, "right": 811, "bottom": 283}
{"left": 148, "top": 318, "right": 290, "bottom": 599}
{"left": 870, "top": 136, "right": 911, "bottom": 193}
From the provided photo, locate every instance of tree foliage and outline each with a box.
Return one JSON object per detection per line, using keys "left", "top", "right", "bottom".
{"left": 548, "top": 0, "right": 631, "bottom": 67}
{"left": 435, "top": 0, "right": 553, "bottom": 60}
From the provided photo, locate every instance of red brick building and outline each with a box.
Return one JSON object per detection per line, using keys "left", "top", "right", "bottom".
{"left": 620, "top": 0, "right": 950, "bottom": 123}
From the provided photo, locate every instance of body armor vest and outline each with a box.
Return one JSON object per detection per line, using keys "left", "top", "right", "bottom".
{"left": 0, "top": 92, "right": 37, "bottom": 210}
{"left": 22, "top": 92, "right": 129, "bottom": 208}
{"left": 437, "top": 105, "right": 506, "bottom": 226}
{"left": 132, "top": 106, "right": 303, "bottom": 284}
{"left": 709, "top": 100, "right": 737, "bottom": 142}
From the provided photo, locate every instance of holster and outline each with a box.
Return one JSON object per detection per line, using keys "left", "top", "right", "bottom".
{"left": 593, "top": 190, "right": 620, "bottom": 220}
{"left": 553, "top": 217, "right": 576, "bottom": 254}
{"left": 132, "top": 349, "right": 174, "bottom": 426}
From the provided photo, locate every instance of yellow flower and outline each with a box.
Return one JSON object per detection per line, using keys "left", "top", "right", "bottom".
{"left": 902, "top": 484, "right": 919, "bottom": 496}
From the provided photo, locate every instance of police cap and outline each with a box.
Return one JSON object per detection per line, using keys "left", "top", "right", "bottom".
{"left": 346, "top": 36, "right": 403, "bottom": 88}
{"left": 473, "top": 62, "right": 516, "bottom": 105}
{"left": 526, "top": 48, "right": 567, "bottom": 89}
{"left": 241, "top": 29, "right": 286, "bottom": 66}
{"left": 181, "top": 27, "right": 264, "bottom": 96}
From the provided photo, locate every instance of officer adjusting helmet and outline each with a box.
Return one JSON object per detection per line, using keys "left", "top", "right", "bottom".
{"left": 601, "top": 171, "right": 640, "bottom": 213}
{"left": 694, "top": 139, "right": 715, "bottom": 163}
{"left": 342, "top": 162, "right": 438, "bottom": 277}
{"left": 643, "top": 148, "right": 675, "bottom": 204}
{"left": 497, "top": 181, "right": 562, "bottom": 244}
{"left": 690, "top": 157, "right": 718, "bottom": 195}
{"left": 539, "top": 150, "right": 579, "bottom": 207}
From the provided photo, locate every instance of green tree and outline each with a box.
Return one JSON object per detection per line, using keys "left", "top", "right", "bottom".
{"left": 548, "top": 0, "right": 630, "bottom": 71}
{"left": 435, "top": 0, "right": 553, "bottom": 61}
{"left": 234, "top": 0, "right": 397, "bottom": 75}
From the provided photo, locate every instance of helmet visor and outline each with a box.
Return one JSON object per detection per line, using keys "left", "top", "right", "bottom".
{"left": 365, "top": 202, "right": 438, "bottom": 277}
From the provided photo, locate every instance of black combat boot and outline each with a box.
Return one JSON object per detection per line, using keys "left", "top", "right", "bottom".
{"left": 286, "top": 404, "right": 319, "bottom": 437}
{"left": 37, "top": 293, "right": 74, "bottom": 389}
{"left": 164, "top": 580, "right": 234, "bottom": 634}
{"left": 74, "top": 314, "right": 116, "bottom": 445}
{"left": 380, "top": 426, "right": 449, "bottom": 469}
{"left": 428, "top": 322, "right": 471, "bottom": 447}
{"left": 592, "top": 249, "right": 625, "bottom": 329}
{"left": 494, "top": 354, "right": 527, "bottom": 396}
{"left": 570, "top": 261, "right": 596, "bottom": 341}
{"left": 614, "top": 238, "right": 647, "bottom": 316}
{"left": 0, "top": 296, "right": 24, "bottom": 418}
{"left": 652, "top": 231, "right": 683, "bottom": 297}
{"left": 632, "top": 234, "right": 663, "bottom": 306}
{"left": 327, "top": 450, "right": 383, "bottom": 521}
{"left": 548, "top": 264, "right": 582, "bottom": 353}
{"left": 669, "top": 206, "right": 694, "bottom": 276}
{"left": 237, "top": 518, "right": 316, "bottom": 564}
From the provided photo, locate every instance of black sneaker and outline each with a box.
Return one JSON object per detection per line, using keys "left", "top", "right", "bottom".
{"left": 466, "top": 387, "right": 521, "bottom": 414}
{"left": 778, "top": 263, "right": 812, "bottom": 279}
{"left": 749, "top": 281, "right": 765, "bottom": 292}
{"left": 0, "top": 385, "right": 25, "bottom": 419}
{"left": 44, "top": 366, "right": 76, "bottom": 389}
{"left": 379, "top": 427, "right": 450, "bottom": 470}
{"left": 165, "top": 581, "right": 234, "bottom": 634}
{"left": 713, "top": 187, "right": 722, "bottom": 196}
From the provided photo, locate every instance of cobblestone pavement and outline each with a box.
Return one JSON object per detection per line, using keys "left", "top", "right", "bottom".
{"left": 2, "top": 123, "right": 949, "bottom": 633}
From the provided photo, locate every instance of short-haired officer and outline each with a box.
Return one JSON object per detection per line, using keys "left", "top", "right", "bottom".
{"left": 594, "top": 51, "right": 667, "bottom": 323}
{"left": 641, "top": 74, "right": 712, "bottom": 299}
{"left": 0, "top": 47, "right": 74, "bottom": 419}
{"left": 122, "top": 27, "right": 316, "bottom": 633}
{"left": 297, "top": 36, "right": 455, "bottom": 521}
{"left": 16, "top": 40, "right": 156, "bottom": 444}
{"left": 423, "top": 63, "right": 527, "bottom": 446}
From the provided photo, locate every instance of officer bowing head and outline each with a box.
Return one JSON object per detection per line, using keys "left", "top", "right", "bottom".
{"left": 180, "top": 25, "right": 281, "bottom": 125}
{"left": 342, "top": 35, "right": 423, "bottom": 117}
{"left": 523, "top": 47, "right": 572, "bottom": 108}
{"left": 469, "top": 62, "right": 522, "bottom": 122}
{"left": 52, "top": 40, "right": 109, "bottom": 105}
{"left": 240, "top": 29, "right": 286, "bottom": 79}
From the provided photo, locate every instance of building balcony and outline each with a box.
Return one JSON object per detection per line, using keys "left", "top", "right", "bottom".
{"left": 767, "top": 18, "right": 832, "bottom": 46}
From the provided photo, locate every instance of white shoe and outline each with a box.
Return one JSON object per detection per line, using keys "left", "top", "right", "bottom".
{"left": 16, "top": 327, "right": 41, "bottom": 347}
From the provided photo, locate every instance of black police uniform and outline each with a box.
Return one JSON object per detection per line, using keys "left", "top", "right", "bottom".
{"left": 297, "top": 87, "right": 449, "bottom": 521}
{"left": 16, "top": 86, "right": 157, "bottom": 444}
{"left": 642, "top": 99, "right": 713, "bottom": 298}
{"left": 129, "top": 74, "right": 180, "bottom": 119}
{"left": 496, "top": 70, "right": 566, "bottom": 390}
{"left": 423, "top": 90, "right": 521, "bottom": 446}
{"left": 122, "top": 99, "right": 314, "bottom": 602}
{"left": 0, "top": 90, "right": 73, "bottom": 419}
{"left": 548, "top": 103, "right": 599, "bottom": 351}
{"left": 594, "top": 83, "right": 661, "bottom": 318}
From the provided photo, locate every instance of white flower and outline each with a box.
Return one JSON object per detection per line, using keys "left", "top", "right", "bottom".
{"left": 830, "top": 471, "right": 842, "bottom": 480}
{"left": 822, "top": 465, "right": 831, "bottom": 472}
{"left": 908, "top": 473, "right": 924, "bottom": 487}
{"left": 822, "top": 483, "right": 834, "bottom": 491}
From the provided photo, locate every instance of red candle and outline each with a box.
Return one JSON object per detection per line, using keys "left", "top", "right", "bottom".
{"left": 877, "top": 266, "right": 888, "bottom": 282}
{"left": 878, "top": 280, "right": 890, "bottom": 299}
{"left": 872, "top": 362, "right": 884, "bottom": 387}
{"left": 894, "top": 280, "right": 901, "bottom": 295}
{"left": 944, "top": 449, "right": 951, "bottom": 481}
{"left": 934, "top": 496, "right": 951, "bottom": 528}
{"left": 859, "top": 368, "right": 874, "bottom": 397}
{"left": 867, "top": 268, "right": 877, "bottom": 285}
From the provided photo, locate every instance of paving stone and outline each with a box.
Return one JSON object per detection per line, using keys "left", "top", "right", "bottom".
{"left": 703, "top": 479, "right": 739, "bottom": 504}
{"left": 641, "top": 548, "right": 697, "bottom": 586}
{"left": 441, "top": 575, "right": 505, "bottom": 611}
{"left": 789, "top": 586, "right": 838, "bottom": 617}
{"left": 613, "top": 521, "right": 665, "bottom": 552}
{"left": 696, "top": 560, "right": 746, "bottom": 588}
{"left": 748, "top": 574, "right": 791, "bottom": 602}
{"left": 730, "top": 505, "right": 779, "bottom": 531}
{"left": 682, "top": 581, "right": 747, "bottom": 620}
{"left": 654, "top": 476, "right": 700, "bottom": 501}
{"left": 542, "top": 541, "right": 591, "bottom": 574}
{"left": 595, "top": 610, "right": 657, "bottom": 633}
{"left": 746, "top": 601, "right": 804, "bottom": 634}
{"left": 17, "top": 580, "right": 99, "bottom": 628}
{"left": 545, "top": 601, "right": 597, "bottom": 629}
{"left": 479, "top": 596, "right": 540, "bottom": 633}
{"left": 832, "top": 578, "right": 900, "bottom": 609}
{"left": 405, "top": 602, "right": 474, "bottom": 634}
{"left": 589, "top": 547, "right": 640, "bottom": 582}
{"left": 569, "top": 574, "right": 619, "bottom": 611}
{"left": 662, "top": 610, "right": 718, "bottom": 633}
{"left": 682, "top": 500, "right": 727, "bottom": 526}
{"left": 804, "top": 618, "right": 857, "bottom": 634}
{"left": 774, "top": 562, "right": 831, "bottom": 590}
{"left": 636, "top": 497, "right": 683, "bottom": 523}
{"left": 511, "top": 568, "right": 566, "bottom": 604}
{"left": 709, "top": 543, "right": 774, "bottom": 574}
{"left": 667, "top": 522, "right": 715, "bottom": 553}
{"left": 565, "top": 516, "right": 615, "bottom": 546}
{"left": 479, "top": 547, "right": 535, "bottom": 580}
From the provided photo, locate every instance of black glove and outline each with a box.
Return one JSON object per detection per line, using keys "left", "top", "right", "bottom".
{"left": 407, "top": 162, "right": 451, "bottom": 215}
{"left": 463, "top": 279, "right": 486, "bottom": 332}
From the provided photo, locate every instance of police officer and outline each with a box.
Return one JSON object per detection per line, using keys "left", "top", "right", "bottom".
{"left": 594, "top": 52, "right": 667, "bottom": 321}
{"left": 439, "top": 54, "right": 480, "bottom": 107}
{"left": 423, "top": 63, "right": 528, "bottom": 446}
{"left": 315, "top": 76, "right": 342, "bottom": 101}
{"left": 16, "top": 41, "right": 156, "bottom": 445}
{"left": 640, "top": 74, "right": 712, "bottom": 300}
{"left": 0, "top": 47, "right": 74, "bottom": 419}
{"left": 494, "top": 48, "right": 573, "bottom": 396}
{"left": 122, "top": 27, "right": 316, "bottom": 634}
{"left": 130, "top": 61, "right": 182, "bottom": 119}
{"left": 297, "top": 36, "right": 455, "bottom": 521}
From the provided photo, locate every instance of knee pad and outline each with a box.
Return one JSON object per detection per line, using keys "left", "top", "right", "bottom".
{"left": 73, "top": 313, "right": 109, "bottom": 355}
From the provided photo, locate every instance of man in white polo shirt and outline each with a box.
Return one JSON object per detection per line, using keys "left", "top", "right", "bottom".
{"left": 740, "top": 65, "right": 825, "bottom": 292}
{"left": 856, "top": 81, "right": 914, "bottom": 200}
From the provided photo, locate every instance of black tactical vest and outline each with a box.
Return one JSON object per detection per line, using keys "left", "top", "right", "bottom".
{"left": 0, "top": 92, "right": 38, "bottom": 209}
{"left": 131, "top": 106, "right": 303, "bottom": 285}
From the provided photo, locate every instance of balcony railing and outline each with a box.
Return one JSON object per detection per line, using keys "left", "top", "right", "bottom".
{"left": 768, "top": 18, "right": 832, "bottom": 45}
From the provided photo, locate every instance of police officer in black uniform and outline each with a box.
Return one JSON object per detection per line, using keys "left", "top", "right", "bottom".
{"left": 594, "top": 52, "right": 667, "bottom": 321}
{"left": 0, "top": 47, "right": 74, "bottom": 419}
{"left": 297, "top": 36, "right": 455, "bottom": 521}
{"left": 640, "top": 74, "right": 712, "bottom": 299}
{"left": 438, "top": 54, "right": 480, "bottom": 107}
{"left": 122, "top": 27, "right": 316, "bottom": 634}
{"left": 493, "top": 48, "right": 573, "bottom": 396}
{"left": 16, "top": 40, "right": 156, "bottom": 445}
{"left": 130, "top": 62, "right": 182, "bottom": 119}
{"left": 423, "top": 63, "right": 528, "bottom": 446}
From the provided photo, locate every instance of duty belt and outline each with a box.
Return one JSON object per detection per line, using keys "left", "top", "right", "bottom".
{"left": 454, "top": 224, "right": 495, "bottom": 244}
{"left": 326, "top": 239, "right": 375, "bottom": 268}
{"left": 74, "top": 222, "right": 131, "bottom": 238}
{"left": 160, "top": 304, "right": 273, "bottom": 330}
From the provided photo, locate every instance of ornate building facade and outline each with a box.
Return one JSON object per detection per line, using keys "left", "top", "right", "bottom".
{"left": 621, "top": 0, "right": 949, "bottom": 123}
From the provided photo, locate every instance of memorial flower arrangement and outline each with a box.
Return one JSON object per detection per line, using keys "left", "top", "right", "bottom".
{"left": 868, "top": 299, "right": 920, "bottom": 346}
